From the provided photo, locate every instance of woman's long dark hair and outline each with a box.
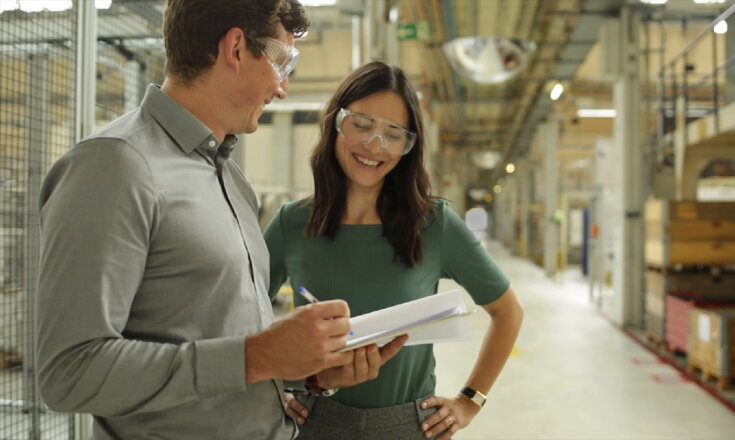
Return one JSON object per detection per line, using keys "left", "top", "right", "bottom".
{"left": 305, "top": 61, "right": 434, "bottom": 267}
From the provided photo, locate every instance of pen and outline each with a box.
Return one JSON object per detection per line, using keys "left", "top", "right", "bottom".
{"left": 298, "top": 287, "right": 354, "bottom": 336}
{"left": 298, "top": 286, "right": 319, "bottom": 305}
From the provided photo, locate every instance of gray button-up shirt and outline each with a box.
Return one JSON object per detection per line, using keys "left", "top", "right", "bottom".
{"left": 37, "top": 85, "right": 296, "bottom": 439}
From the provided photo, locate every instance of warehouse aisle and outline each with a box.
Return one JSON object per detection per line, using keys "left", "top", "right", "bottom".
{"left": 434, "top": 240, "right": 735, "bottom": 440}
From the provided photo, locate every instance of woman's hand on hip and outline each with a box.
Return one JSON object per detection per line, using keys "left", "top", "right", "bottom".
{"left": 284, "top": 392, "right": 309, "bottom": 425}
{"left": 419, "top": 394, "right": 481, "bottom": 440}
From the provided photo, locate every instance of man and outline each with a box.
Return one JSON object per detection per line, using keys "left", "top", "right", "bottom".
{"left": 36, "top": 1, "right": 403, "bottom": 439}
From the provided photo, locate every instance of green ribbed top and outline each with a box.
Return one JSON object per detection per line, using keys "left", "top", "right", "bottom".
{"left": 264, "top": 199, "right": 510, "bottom": 408}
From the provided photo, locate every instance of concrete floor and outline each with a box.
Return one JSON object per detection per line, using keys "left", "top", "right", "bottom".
{"left": 434, "top": 240, "right": 735, "bottom": 440}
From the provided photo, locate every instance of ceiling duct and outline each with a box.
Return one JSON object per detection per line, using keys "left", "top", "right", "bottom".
{"left": 491, "top": 0, "right": 626, "bottom": 182}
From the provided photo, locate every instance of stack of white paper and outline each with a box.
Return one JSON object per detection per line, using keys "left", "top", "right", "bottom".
{"left": 338, "top": 289, "right": 473, "bottom": 352}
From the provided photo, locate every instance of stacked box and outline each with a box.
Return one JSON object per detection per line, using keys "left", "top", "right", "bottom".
{"left": 644, "top": 200, "right": 735, "bottom": 267}
{"left": 645, "top": 268, "right": 735, "bottom": 345}
{"left": 689, "top": 307, "right": 735, "bottom": 387}
{"left": 645, "top": 270, "right": 666, "bottom": 343}
{"left": 667, "top": 294, "right": 694, "bottom": 353}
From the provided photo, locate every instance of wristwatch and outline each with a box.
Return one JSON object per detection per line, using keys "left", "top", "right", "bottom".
{"left": 305, "top": 375, "right": 339, "bottom": 397}
{"left": 461, "top": 386, "right": 487, "bottom": 407}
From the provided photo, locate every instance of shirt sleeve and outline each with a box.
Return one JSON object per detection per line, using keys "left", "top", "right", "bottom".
{"left": 36, "top": 139, "right": 246, "bottom": 417}
{"left": 264, "top": 204, "right": 288, "bottom": 301}
{"left": 439, "top": 202, "right": 510, "bottom": 305}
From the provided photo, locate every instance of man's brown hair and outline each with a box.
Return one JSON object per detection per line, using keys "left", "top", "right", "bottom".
{"left": 163, "top": 0, "right": 309, "bottom": 85}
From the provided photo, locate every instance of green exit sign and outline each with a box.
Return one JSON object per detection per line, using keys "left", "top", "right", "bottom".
{"left": 397, "top": 22, "right": 432, "bottom": 41}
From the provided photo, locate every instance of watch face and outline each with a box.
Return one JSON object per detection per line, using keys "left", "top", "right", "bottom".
{"left": 462, "top": 387, "right": 486, "bottom": 407}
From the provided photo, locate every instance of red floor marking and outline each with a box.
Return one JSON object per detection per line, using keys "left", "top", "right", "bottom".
{"left": 632, "top": 357, "right": 666, "bottom": 365}
{"left": 594, "top": 308, "right": 735, "bottom": 415}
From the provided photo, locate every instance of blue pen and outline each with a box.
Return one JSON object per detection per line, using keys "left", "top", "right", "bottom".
{"left": 298, "top": 286, "right": 319, "bottom": 305}
{"left": 298, "top": 287, "right": 354, "bottom": 336}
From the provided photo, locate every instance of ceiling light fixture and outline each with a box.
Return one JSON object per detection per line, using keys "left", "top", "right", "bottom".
{"left": 714, "top": 20, "right": 728, "bottom": 34}
{"left": 639, "top": 0, "right": 668, "bottom": 4}
{"left": 471, "top": 151, "right": 502, "bottom": 170}
{"left": 693, "top": 0, "right": 725, "bottom": 4}
{"left": 550, "top": 82, "right": 564, "bottom": 101}
{"left": 577, "top": 108, "right": 617, "bottom": 118}
{"left": 1, "top": 0, "right": 111, "bottom": 11}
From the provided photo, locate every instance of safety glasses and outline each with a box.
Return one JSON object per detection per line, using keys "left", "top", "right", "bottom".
{"left": 335, "top": 108, "right": 417, "bottom": 156}
{"left": 249, "top": 36, "right": 300, "bottom": 83}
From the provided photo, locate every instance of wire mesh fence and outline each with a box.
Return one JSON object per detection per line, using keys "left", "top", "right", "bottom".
{"left": 1, "top": 1, "right": 165, "bottom": 438}
{"left": 1, "top": 3, "right": 77, "bottom": 438}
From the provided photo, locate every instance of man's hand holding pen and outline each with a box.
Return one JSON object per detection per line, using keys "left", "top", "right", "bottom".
{"left": 244, "top": 298, "right": 354, "bottom": 384}
{"left": 297, "top": 286, "right": 408, "bottom": 389}
{"left": 281, "top": 287, "right": 409, "bottom": 425}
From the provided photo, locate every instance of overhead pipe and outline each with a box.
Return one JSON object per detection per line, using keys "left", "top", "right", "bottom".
{"left": 437, "top": 0, "right": 466, "bottom": 134}
{"left": 491, "top": 0, "right": 626, "bottom": 183}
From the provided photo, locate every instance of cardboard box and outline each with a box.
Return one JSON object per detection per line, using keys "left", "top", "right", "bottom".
{"left": 645, "top": 200, "right": 735, "bottom": 266}
{"left": 689, "top": 307, "right": 735, "bottom": 385}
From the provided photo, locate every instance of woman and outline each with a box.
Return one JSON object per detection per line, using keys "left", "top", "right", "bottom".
{"left": 264, "top": 61, "right": 523, "bottom": 440}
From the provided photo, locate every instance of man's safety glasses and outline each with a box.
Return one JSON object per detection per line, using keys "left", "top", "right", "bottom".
{"left": 249, "top": 36, "right": 300, "bottom": 83}
{"left": 335, "top": 108, "right": 417, "bottom": 156}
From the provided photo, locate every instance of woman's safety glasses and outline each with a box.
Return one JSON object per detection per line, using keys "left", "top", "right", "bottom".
{"left": 249, "top": 36, "right": 300, "bottom": 83}
{"left": 335, "top": 108, "right": 417, "bottom": 156}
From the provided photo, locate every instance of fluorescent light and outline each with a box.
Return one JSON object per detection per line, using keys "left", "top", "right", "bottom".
{"left": 714, "top": 20, "right": 728, "bottom": 34}
{"left": 300, "top": 0, "right": 337, "bottom": 6}
{"left": 0, "top": 1, "right": 16, "bottom": 12}
{"left": 505, "top": 163, "right": 516, "bottom": 174}
{"left": 550, "top": 82, "right": 564, "bottom": 101}
{"left": 693, "top": 0, "right": 725, "bottom": 4}
{"left": 640, "top": 0, "right": 667, "bottom": 4}
{"left": 14, "top": 0, "right": 71, "bottom": 11}
{"left": 0, "top": 0, "right": 109, "bottom": 11}
{"left": 577, "top": 108, "right": 617, "bottom": 118}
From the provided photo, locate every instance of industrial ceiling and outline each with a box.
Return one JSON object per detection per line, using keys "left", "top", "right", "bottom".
{"left": 2, "top": 0, "right": 732, "bottom": 191}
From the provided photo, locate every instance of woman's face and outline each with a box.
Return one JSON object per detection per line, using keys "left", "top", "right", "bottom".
{"left": 334, "top": 91, "right": 410, "bottom": 195}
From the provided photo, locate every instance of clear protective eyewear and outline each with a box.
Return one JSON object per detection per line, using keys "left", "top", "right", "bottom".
{"left": 250, "top": 36, "right": 300, "bottom": 83}
{"left": 335, "top": 108, "right": 417, "bottom": 156}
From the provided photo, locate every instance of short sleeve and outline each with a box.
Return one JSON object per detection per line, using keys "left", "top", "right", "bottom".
{"left": 264, "top": 204, "right": 288, "bottom": 300}
{"left": 439, "top": 202, "right": 510, "bottom": 305}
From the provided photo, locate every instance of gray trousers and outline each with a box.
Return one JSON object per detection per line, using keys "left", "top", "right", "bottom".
{"left": 294, "top": 393, "right": 449, "bottom": 440}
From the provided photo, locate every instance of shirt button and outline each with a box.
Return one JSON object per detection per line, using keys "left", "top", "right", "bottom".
{"left": 208, "top": 140, "right": 216, "bottom": 147}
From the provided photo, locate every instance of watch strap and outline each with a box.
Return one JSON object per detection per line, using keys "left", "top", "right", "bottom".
{"left": 305, "top": 375, "right": 338, "bottom": 397}
{"left": 461, "top": 386, "right": 487, "bottom": 407}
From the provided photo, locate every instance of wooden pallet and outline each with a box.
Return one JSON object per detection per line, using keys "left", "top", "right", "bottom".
{"left": 646, "top": 330, "right": 667, "bottom": 351}
{"left": 687, "top": 358, "right": 735, "bottom": 390}
{"left": 645, "top": 262, "right": 735, "bottom": 275}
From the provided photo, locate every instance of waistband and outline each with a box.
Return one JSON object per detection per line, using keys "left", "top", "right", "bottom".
{"left": 297, "top": 393, "right": 434, "bottom": 427}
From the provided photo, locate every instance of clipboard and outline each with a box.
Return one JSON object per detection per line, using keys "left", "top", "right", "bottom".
{"left": 337, "top": 289, "right": 474, "bottom": 352}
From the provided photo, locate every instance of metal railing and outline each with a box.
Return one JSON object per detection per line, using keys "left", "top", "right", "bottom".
{"left": 655, "top": 3, "right": 735, "bottom": 141}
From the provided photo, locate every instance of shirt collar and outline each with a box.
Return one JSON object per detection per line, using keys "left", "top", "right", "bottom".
{"left": 140, "top": 84, "right": 238, "bottom": 157}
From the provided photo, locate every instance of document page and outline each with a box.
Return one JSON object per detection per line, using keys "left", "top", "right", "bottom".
{"left": 338, "top": 289, "right": 473, "bottom": 352}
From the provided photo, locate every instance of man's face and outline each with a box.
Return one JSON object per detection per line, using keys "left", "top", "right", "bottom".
{"left": 234, "top": 24, "right": 294, "bottom": 134}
